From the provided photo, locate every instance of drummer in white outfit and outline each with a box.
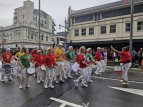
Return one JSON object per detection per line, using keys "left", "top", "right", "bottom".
{"left": 0, "top": 56, "right": 2, "bottom": 76}
{"left": 19, "top": 48, "right": 35, "bottom": 89}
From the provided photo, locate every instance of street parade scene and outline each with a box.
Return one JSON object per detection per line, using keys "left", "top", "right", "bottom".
{"left": 0, "top": 0, "right": 143, "bottom": 107}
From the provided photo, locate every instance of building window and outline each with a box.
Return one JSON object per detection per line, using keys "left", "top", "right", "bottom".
{"left": 95, "top": 13, "right": 100, "bottom": 21}
{"left": 41, "top": 35, "right": 44, "bottom": 41}
{"left": 45, "top": 26, "right": 46, "bottom": 29}
{"left": 126, "top": 23, "right": 130, "bottom": 31}
{"left": 23, "top": 15, "right": 24, "bottom": 19}
{"left": 10, "top": 33, "right": 12, "bottom": 40}
{"left": 137, "top": 22, "right": 143, "bottom": 31}
{"left": 82, "top": 28, "right": 86, "bottom": 36}
{"left": 75, "top": 29, "right": 79, "bottom": 36}
{"left": 110, "top": 25, "right": 116, "bottom": 33}
{"left": 89, "top": 27, "right": 94, "bottom": 35}
{"left": 46, "top": 36, "right": 48, "bottom": 41}
{"left": 31, "top": 35, "right": 33, "bottom": 39}
{"left": 45, "top": 21, "right": 46, "bottom": 24}
{"left": 101, "top": 26, "right": 106, "bottom": 34}
{"left": 72, "top": 18, "right": 74, "bottom": 24}
{"left": 75, "top": 14, "right": 93, "bottom": 23}
{"left": 33, "top": 17, "right": 37, "bottom": 21}
{"left": 7, "top": 34, "right": 9, "bottom": 40}
{"left": 41, "top": 20, "right": 43, "bottom": 24}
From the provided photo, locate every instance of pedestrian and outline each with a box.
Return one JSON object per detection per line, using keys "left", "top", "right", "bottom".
{"left": 15, "top": 48, "right": 25, "bottom": 77}
{"left": 100, "top": 48, "right": 105, "bottom": 72}
{"left": 72, "top": 52, "right": 80, "bottom": 75}
{"left": 34, "top": 50, "right": 45, "bottom": 83}
{"left": 54, "top": 43, "right": 65, "bottom": 83}
{"left": 137, "top": 48, "right": 143, "bottom": 66}
{"left": 19, "top": 48, "right": 35, "bottom": 89}
{"left": 64, "top": 46, "right": 74, "bottom": 79}
{"left": 132, "top": 48, "right": 137, "bottom": 66}
{"left": 14, "top": 48, "right": 19, "bottom": 56}
{"left": 95, "top": 47, "right": 102, "bottom": 75}
{"left": 1, "top": 48, "right": 13, "bottom": 81}
{"left": 104, "top": 49, "right": 108, "bottom": 70}
{"left": 44, "top": 47, "right": 57, "bottom": 89}
{"left": 43, "top": 49, "right": 48, "bottom": 56}
{"left": 112, "top": 51, "right": 117, "bottom": 64}
{"left": 74, "top": 46, "right": 89, "bottom": 87}
{"left": 111, "top": 45, "right": 131, "bottom": 85}
{"left": 30, "top": 46, "right": 38, "bottom": 56}
{"left": 32, "top": 50, "right": 38, "bottom": 76}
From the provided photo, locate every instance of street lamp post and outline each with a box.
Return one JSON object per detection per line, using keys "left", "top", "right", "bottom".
{"left": 39, "top": 0, "right": 41, "bottom": 49}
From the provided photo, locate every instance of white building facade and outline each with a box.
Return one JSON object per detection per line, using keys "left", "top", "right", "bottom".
{"left": 67, "top": 0, "right": 143, "bottom": 50}
{"left": 0, "top": 0, "right": 54, "bottom": 53}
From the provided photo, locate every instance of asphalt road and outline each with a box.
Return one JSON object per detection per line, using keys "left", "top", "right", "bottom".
{"left": 0, "top": 67, "right": 143, "bottom": 107}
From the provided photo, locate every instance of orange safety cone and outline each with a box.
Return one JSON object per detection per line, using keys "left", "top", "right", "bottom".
{"left": 141, "top": 60, "right": 143, "bottom": 68}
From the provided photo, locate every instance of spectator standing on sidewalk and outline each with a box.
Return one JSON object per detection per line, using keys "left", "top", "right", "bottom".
{"left": 112, "top": 51, "right": 117, "bottom": 64}
{"left": 137, "top": 48, "right": 143, "bottom": 66}
{"left": 132, "top": 48, "right": 137, "bottom": 66}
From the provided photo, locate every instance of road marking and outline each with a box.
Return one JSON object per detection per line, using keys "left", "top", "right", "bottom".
{"left": 50, "top": 97, "right": 88, "bottom": 107}
{"left": 109, "top": 86, "right": 143, "bottom": 97}
{"left": 91, "top": 76, "right": 143, "bottom": 84}
{"left": 106, "top": 66, "right": 141, "bottom": 70}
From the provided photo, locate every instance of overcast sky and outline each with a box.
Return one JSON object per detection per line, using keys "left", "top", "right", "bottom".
{"left": 0, "top": 0, "right": 119, "bottom": 33}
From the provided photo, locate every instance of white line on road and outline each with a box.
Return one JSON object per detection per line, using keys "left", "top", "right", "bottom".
{"left": 91, "top": 76, "right": 143, "bottom": 84}
{"left": 109, "top": 86, "right": 143, "bottom": 97}
{"left": 50, "top": 97, "right": 84, "bottom": 107}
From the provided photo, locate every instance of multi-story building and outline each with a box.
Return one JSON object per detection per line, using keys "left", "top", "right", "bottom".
{"left": 0, "top": 0, "right": 55, "bottom": 53}
{"left": 67, "top": 0, "right": 143, "bottom": 50}
{"left": 52, "top": 19, "right": 56, "bottom": 36}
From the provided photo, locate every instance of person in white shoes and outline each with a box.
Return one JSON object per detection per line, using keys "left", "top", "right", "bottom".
{"left": 100, "top": 48, "right": 105, "bottom": 73}
{"left": 64, "top": 46, "right": 75, "bottom": 79}
{"left": 19, "top": 48, "right": 35, "bottom": 89}
{"left": 104, "top": 49, "right": 108, "bottom": 71}
{"left": 95, "top": 47, "right": 102, "bottom": 75}
{"left": 74, "top": 46, "right": 89, "bottom": 87}
{"left": 86, "top": 48, "right": 97, "bottom": 83}
{"left": 111, "top": 45, "right": 131, "bottom": 85}
{"left": 54, "top": 43, "right": 65, "bottom": 84}
{"left": 44, "top": 48, "right": 57, "bottom": 89}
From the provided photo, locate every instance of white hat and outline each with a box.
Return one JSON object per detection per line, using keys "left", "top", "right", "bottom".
{"left": 38, "top": 50, "right": 41, "bottom": 53}
{"left": 58, "top": 43, "right": 63, "bottom": 46}
{"left": 6, "top": 48, "right": 11, "bottom": 50}
{"left": 97, "top": 47, "right": 101, "bottom": 49}
{"left": 87, "top": 48, "right": 91, "bottom": 52}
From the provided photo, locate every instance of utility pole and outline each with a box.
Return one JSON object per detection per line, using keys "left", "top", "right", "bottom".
{"left": 65, "top": 17, "right": 67, "bottom": 44}
{"left": 39, "top": 0, "right": 41, "bottom": 49}
{"left": 129, "top": 0, "right": 134, "bottom": 60}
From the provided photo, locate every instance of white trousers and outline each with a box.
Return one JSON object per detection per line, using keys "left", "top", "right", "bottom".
{"left": 121, "top": 62, "right": 132, "bottom": 81}
{"left": 17, "top": 62, "right": 21, "bottom": 76}
{"left": 104, "top": 59, "right": 107, "bottom": 70}
{"left": 101, "top": 60, "right": 105, "bottom": 71}
{"left": 65, "top": 61, "right": 72, "bottom": 77}
{"left": 87, "top": 65, "right": 92, "bottom": 81}
{"left": 44, "top": 68, "right": 55, "bottom": 86}
{"left": 95, "top": 61, "right": 102, "bottom": 74}
{"left": 36, "top": 67, "right": 44, "bottom": 82}
{"left": 76, "top": 68, "right": 86, "bottom": 84}
{"left": 54, "top": 61, "right": 65, "bottom": 81}
{"left": 20, "top": 68, "right": 29, "bottom": 84}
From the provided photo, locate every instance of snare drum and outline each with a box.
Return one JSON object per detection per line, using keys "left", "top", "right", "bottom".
{"left": 2, "top": 64, "right": 13, "bottom": 75}
{"left": 41, "top": 64, "right": 46, "bottom": 71}
{"left": 27, "top": 67, "right": 35, "bottom": 76}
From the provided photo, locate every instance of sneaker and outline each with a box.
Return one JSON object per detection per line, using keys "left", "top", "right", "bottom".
{"left": 64, "top": 75, "right": 67, "bottom": 79}
{"left": 121, "top": 82, "right": 129, "bottom": 85}
{"left": 19, "top": 85, "right": 23, "bottom": 89}
{"left": 98, "top": 73, "right": 101, "bottom": 75}
{"left": 44, "top": 85, "right": 48, "bottom": 89}
{"left": 49, "top": 85, "right": 54, "bottom": 89}
{"left": 120, "top": 80, "right": 124, "bottom": 83}
{"left": 75, "top": 72, "right": 79, "bottom": 75}
{"left": 42, "top": 79, "right": 45, "bottom": 82}
{"left": 60, "top": 79, "right": 65, "bottom": 83}
{"left": 25, "top": 85, "right": 30, "bottom": 88}
{"left": 33, "top": 74, "right": 36, "bottom": 77}
{"left": 1, "top": 79, "right": 5, "bottom": 82}
{"left": 37, "top": 81, "right": 40, "bottom": 84}
{"left": 8, "top": 78, "right": 13, "bottom": 81}
{"left": 74, "top": 80, "right": 78, "bottom": 87}
{"left": 68, "top": 76, "right": 73, "bottom": 78}
{"left": 88, "top": 80, "right": 93, "bottom": 83}
{"left": 81, "top": 83, "right": 88, "bottom": 87}
{"left": 55, "top": 81, "right": 59, "bottom": 84}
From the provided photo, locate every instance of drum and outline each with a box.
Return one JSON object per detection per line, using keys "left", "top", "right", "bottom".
{"left": 41, "top": 64, "right": 46, "bottom": 71}
{"left": 2, "top": 64, "right": 13, "bottom": 75}
{"left": 114, "top": 66, "right": 122, "bottom": 73}
{"left": 0, "top": 61, "right": 2, "bottom": 68}
{"left": 27, "top": 67, "right": 35, "bottom": 76}
{"left": 11, "top": 59, "right": 16, "bottom": 68}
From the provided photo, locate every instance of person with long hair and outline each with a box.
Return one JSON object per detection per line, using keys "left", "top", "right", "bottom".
{"left": 74, "top": 46, "right": 89, "bottom": 87}
{"left": 34, "top": 50, "right": 45, "bottom": 83}
{"left": 44, "top": 48, "right": 57, "bottom": 89}
{"left": 111, "top": 45, "right": 131, "bottom": 85}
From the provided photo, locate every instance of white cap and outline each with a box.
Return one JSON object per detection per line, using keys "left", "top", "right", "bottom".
{"left": 97, "top": 47, "right": 101, "bottom": 49}
{"left": 6, "top": 48, "right": 11, "bottom": 50}
{"left": 58, "top": 43, "right": 63, "bottom": 46}
{"left": 38, "top": 50, "right": 41, "bottom": 53}
{"left": 87, "top": 48, "right": 91, "bottom": 52}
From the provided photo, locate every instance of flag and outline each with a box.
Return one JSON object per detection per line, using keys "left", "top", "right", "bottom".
{"left": 124, "top": 0, "right": 128, "bottom": 2}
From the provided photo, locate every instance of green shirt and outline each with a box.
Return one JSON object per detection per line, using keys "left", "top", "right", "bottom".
{"left": 86, "top": 53, "right": 93, "bottom": 62}
{"left": 20, "top": 54, "right": 32, "bottom": 68}
{"left": 43, "top": 52, "right": 48, "bottom": 56}
{"left": 65, "top": 51, "right": 73, "bottom": 60}
{"left": 71, "top": 51, "right": 76, "bottom": 57}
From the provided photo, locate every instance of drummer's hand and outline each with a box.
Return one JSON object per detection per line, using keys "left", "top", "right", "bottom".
{"left": 22, "top": 66, "right": 25, "bottom": 68}
{"left": 3, "top": 62, "right": 6, "bottom": 64}
{"left": 69, "top": 60, "right": 72, "bottom": 63}
{"left": 86, "top": 64, "right": 89, "bottom": 66}
{"left": 53, "top": 64, "right": 58, "bottom": 66}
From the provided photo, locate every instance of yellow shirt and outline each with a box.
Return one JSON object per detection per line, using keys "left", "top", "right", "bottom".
{"left": 15, "top": 52, "right": 25, "bottom": 60}
{"left": 55, "top": 48, "right": 62, "bottom": 61}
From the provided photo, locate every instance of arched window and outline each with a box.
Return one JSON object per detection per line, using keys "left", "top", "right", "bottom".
{"left": 46, "top": 36, "right": 48, "bottom": 41}
{"left": 10, "top": 33, "right": 12, "bottom": 40}
{"left": 31, "top": 35, "right": 33, "bottom": 39}
{"left": 41, "top": 35, "right": 44, "bottom": 41}
{"left": 7, "top": 34, "right": 9, "bottom": 40}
